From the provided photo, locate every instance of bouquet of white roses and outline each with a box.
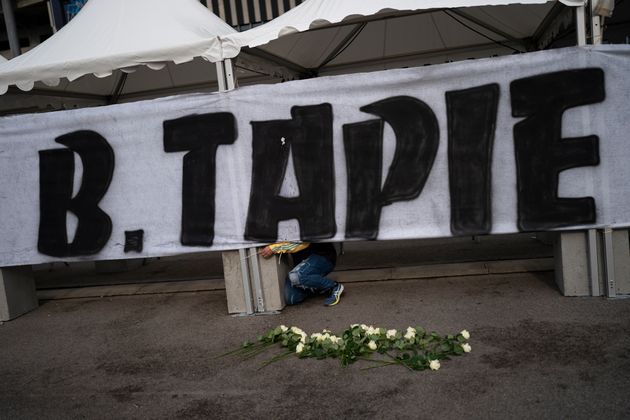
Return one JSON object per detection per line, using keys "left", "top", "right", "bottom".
{"left": 219, "top": 324, "right": 471, "bottom": 371}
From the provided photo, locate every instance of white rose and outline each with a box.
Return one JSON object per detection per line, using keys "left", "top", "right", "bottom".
{"left": 386, "top": 329, "right": 397, "bottom": 339}
{"left": 462, "top": 343, "right": 471, "bottom": 353}
{"left": 368, "top": 340, "right": 377, "bottom": 350}
{"left": 367, "top": 326, "right": 382, "bottom": 336}
{"left": 331, "top": 336, "right": 341, "bottom": 344}
{"left": 350, "top": 324, "right": 359, "bottom": 328}
{"left": 360, "top": 324, "right": 368, "bottom": 331}
{"left": 404, "top": 330, "right": 416, "bottom": 340}
{"left": 290, "top": 326, "right": 303, "bottom": 335}
{"left": 429, "top": 359, "right": 440, "bottom": 370}
{"left": 460, "top": 330, "right": 470, "bottom": 340}
{"left": 296, "top": 343, "right": 304, "bottom": 353}
{"left": 280, "top": 325, "right": 288, "bottom": 332}
{"left": 406, "top": 327, "right": 416, "bottom": 334}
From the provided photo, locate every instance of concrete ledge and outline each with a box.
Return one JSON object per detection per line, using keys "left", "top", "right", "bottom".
{"left": 330, "top": 258, "right": 554, "bottom": 283}
{"left": 36, "top": 257, "right": 554, "bottom": 301}
{"left": 37, "top": 278, "right": 225, "bottom": 300}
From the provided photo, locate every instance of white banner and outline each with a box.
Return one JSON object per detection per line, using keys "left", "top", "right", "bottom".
{"left": 1, "top": 45, "right": 629, "bottom": 266}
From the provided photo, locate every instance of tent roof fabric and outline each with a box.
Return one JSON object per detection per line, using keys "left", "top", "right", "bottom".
{"left": 0, "top": 0, "right": 236, "bottom": 94}
{"left": 222, "top": 0, "right": 581, "bottom": 58}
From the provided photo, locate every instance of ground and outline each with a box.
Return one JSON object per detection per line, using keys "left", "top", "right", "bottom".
{"left": 1, "top": 270, "right": 629, "bottom": 419}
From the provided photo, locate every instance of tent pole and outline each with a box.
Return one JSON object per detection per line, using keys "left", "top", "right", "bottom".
{"left": 590, "top": 0, "right": 603, "bottom": 45}
{"left": 215, "top": 61, "right": 227, "bottom": 91}
{"left": 225, "top": 58, "right": 236, "bottom": 90}
{"left": 1, "top": 0, "right": 21, "bottom": 57}
{"left": 47, "top": 0, "right": 65, "bottom": 32}
{"left": 108, "top": 72, "right": 128, "bottom": 105}
{"left": 215, "top": 59, "right": 237, "bottom": 92}
{"left": 576, "top": 5, "right": 587, "bottom": 45}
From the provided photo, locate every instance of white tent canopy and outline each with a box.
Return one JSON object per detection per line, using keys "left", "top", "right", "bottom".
{"left": 0, "top": 0, "right": 585, "bottom": 110}
{"left": 0, "top": 0, "right": 237, "bottom": 95}
{"left": 223, "top": 0, "right": 582, "bottom": 77}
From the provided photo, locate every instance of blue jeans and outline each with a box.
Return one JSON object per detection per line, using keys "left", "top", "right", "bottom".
{"left": 284, "top": 254, "right": 336, "bottom": 305}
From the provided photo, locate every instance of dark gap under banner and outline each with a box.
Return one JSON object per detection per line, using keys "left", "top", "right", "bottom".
{"left": 0, "top": 45, "right": 629, "bottom": 266}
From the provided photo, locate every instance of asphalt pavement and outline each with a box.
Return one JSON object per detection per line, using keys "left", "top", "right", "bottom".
{"left": 2, "top": 269, "right": 630, "bottom": 419}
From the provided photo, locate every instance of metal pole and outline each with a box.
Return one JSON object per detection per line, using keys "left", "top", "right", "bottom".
{"left": 48, "top": 0, "right": 64, "bottom": 32}
{"left": 215, "top": 60, "right": 237, "bottom": 92}
{"left": 602, "top": 227, "right": 617, "bottom": 298}
{"left": 224, "top": 58, "right": 236, "bottom": 91}
{"left": 1, "top": 0, "right": 20, "bottom": 57}
{"left": 587, "top": 229, "right": 600, "bottom": 296}
{"left": 590, "top": 0, "right": 603, "bottom": 45}
{"left": 215, "top": 61, "right": 227, "bottom": 92}
{"left": 576, "top": 5, "right": 587, "bottom": 46}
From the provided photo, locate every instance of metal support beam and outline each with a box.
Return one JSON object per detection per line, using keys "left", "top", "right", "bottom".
{"left": 215, "top": 61, "right": 227, "bottom": 92}
{"left": 215, "top": 59, "right": 237, "bottom": 92}
{"left": 576, "top": 5, "right": 588, "bottom": 45}
{"left": 590, "top": 0, "right": 603, "bottom": 45}
{"left": 236, "top": 51, "right": 301, "bottom": 80}
{"left": 531, "top": 2, "right": 574, "bottom": 50}
{"left": 48, "top": 0, "right": 64, "bottom": 32}
{"left": 602, "top": 227, "right": 617, "bottom": 298}
{"left": 225, "top": 58, "right": 236, "bottom": 90}
{"left": 242, "top": 48, "right": 312, "bottom": 78}
{"left": 1, "top": 0, "right": 21, "bottom": 57}
{"left": 317, "top": 23, "right": 367, "bottom": 70}
{"left": 107, "top": 72, "right": 128, "bottom": 105}
{"left": 587, "top": 229, "right": 600, "bottom": 296}
{"left": 448, "top": 9, "right": 529, "bottom": 50}
{"left": 6, "top": 86, "right": 108, "bottom": 101}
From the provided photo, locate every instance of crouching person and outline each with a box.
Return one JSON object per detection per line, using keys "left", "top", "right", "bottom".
{"left": 260, "top": 242, "right": 344, "bottom": 306}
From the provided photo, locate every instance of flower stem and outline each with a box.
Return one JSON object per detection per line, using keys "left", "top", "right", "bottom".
{"left": 214, "top": 343, "right": 263, "bottom": 359}
{"left": 258, "top": 350, "right": 294, "bottom": 370}
{"left": 385, "top": 351, "right": 414, "bottom": 372}
{"left": 242, "top": 344, "right": 274, "bottom": 360}
{"left": 360, "top": 361, "right": 397, "bottom": 370}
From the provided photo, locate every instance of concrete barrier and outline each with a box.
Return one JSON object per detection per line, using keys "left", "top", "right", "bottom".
{"left": 222, "top": 249, "right": 290, "bottom": 315}
{"left": 554, "top": 229, "right": 630, "bottom": 297}
{"left": 0, "top": 266, "right": 38, "bottom": 321}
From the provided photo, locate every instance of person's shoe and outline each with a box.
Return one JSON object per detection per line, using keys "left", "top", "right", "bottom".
{"left": 324, "top": 283, "right": 344, "bottom": 306}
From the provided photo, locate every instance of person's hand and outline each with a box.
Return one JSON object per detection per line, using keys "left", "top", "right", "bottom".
{"left": 260, "top": 246, "right": 274, "bottom": 259}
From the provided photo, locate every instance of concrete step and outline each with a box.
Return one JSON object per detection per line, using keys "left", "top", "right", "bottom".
{"left": 37, "top": 257, "right": 553, "bottom": 300}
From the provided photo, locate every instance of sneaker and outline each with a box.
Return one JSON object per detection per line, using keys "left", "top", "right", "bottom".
{"left": 324, "top": 283, "right": 344, "bottom": 306}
